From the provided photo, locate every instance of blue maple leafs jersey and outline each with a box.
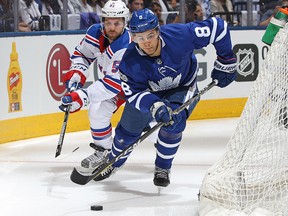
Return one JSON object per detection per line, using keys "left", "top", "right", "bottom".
{"left": 119, "top": 17, "right": 234, "bottom": 113}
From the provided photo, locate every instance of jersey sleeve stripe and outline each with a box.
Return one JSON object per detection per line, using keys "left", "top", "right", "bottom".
{"left": 84, "top": 55, "right": 96, "bottom": 63}
{"left": 71, "top": 53, "right": 96, "bottom": 64}
{"left": 127, "top": 91, "right": 150, "bottom": 110}
{"left": 127, "top": 92, "right": 139, "bottom": 104}
{"left": 71, "top": 50, "right": 83, "bottom": 57}
{"left": 70, "top": 49, "right": 95, "bottom": 65}
{"left": 209, "top": 17, "right": 217, "bottom": 44}
{"left": 215, "top": 21, "right": 228, "bottom": 42}
{"left": 85, "top": 39, "right": 100, "bottom": 49}
{"left": 99, "top": 77, "right": 122, "bottom": 94}
{"left": 135, "top": 92, "right": 150, "bottom": 110}
{"left": 103, "top": 77, "right": 122, "bottom": 90}
{"left": 86, "top": 34, "right": 99, "bottom": 44}
{"left": 85, "top": 34, "right": 100, "bottom": 49}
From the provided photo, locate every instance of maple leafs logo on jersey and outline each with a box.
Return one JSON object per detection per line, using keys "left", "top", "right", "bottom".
{"left": 149, "top": 74, "right": 182, "bottom": 91}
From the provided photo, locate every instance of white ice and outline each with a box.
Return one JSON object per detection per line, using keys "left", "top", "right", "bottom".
{"left": 0, "top": 118, "right": 238, "bottom": 216}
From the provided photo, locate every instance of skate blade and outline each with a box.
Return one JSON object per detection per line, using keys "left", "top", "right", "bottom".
{"left": 157, "top": 186, "right": 164, "bottom": 196}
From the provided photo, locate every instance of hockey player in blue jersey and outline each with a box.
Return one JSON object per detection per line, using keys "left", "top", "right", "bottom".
{"left": 98, "top": 8, "right": 237, "bottom": 187}
{"left": 59, "top": 0, "right": 132, "bottom": 173}
{"left": 62, "top": 8, "right": 237, "bottom": 188}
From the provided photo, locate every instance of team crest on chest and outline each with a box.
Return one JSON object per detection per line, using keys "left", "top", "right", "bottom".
{"left": 149, "top": 74, "right": 182, "bottom": 91}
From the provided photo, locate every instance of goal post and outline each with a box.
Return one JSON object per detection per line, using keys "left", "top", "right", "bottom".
{"left": 198, "top": 24, "right": 288, "bottom": 216}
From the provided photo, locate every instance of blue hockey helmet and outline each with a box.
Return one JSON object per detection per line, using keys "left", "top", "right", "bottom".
{"left": 129, "top": 8, "right": 159, "bottom": 33}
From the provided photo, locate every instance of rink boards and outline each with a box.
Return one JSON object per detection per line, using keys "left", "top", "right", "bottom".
{"left": 0, "top": 28, "right": 266, "bottom": 143}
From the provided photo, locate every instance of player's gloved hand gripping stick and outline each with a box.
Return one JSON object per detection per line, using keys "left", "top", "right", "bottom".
{"left": 70, "top": 80, "right": 218, "bottom": 185}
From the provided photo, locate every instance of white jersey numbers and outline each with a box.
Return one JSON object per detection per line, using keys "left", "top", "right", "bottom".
{"left": 195, "top": 26, "right": 210, "bottom": 37}
{"left": 121, "top": 82, "right": 133, "bottom": 95}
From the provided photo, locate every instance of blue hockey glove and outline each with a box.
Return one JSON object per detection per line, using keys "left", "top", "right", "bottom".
{"left": 151, "top": 102, "right": 172, "bottom": 124}
{"left": 211, "top": 57, "right": 237, "bottom": 88}
{"left": 151, "top": 102, "right": 182, "bottom": 130}
{"left": 164, "top": 112, "right": 182, "bottom": 131}
{"left": 59, "top": 89, "right": 89, "bottom": 113}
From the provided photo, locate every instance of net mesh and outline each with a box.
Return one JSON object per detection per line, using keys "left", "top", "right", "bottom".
{"left": 199, "top": 26, "right": 288, "bottom": 215}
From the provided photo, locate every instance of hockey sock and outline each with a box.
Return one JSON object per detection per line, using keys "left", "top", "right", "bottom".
{"left": 155, "top": 129, "right": 182, "bottom": 169}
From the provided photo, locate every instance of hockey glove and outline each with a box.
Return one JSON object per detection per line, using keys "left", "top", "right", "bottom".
{"left": 59, "top": 89, "right": 89, "bottom": 113}
{"left": 211, "top": 57, "right": 237, "bottom": 88}
{"left": 63, "top": 69, "right": 86, "bottom": 91}
{"left": 151, "top": 102, "right": 182, "bottom": 131}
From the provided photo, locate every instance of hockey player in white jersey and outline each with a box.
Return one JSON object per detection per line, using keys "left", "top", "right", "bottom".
{"left": 59, "top": 0, "right": 132, "bottom": 173}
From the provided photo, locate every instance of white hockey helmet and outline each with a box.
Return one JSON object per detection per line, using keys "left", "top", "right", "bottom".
{"left": 101, "top": 0, "right": 130, "bottom": 25}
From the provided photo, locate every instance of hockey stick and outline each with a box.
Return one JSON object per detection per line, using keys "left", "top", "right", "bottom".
{"left": 55, "top": 86, "right": 76, "bottom": 158}
{"left": 70, "top": 80, "right": 217, "bottom": 185}
{"left": 55, "top": 104, "right": 72, "bottom": 158}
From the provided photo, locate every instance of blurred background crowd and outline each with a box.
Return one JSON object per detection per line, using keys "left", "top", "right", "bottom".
{"left": 0, "top": 0, "right": 286, "bottom": 32}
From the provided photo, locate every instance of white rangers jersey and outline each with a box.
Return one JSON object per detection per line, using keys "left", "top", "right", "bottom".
{"left": 70, "top": 23, "right": 132, "bottom": 103}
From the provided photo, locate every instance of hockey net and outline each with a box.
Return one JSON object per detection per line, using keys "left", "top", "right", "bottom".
{"left": 198, "top": 26, "right": 288, "bottom": 216}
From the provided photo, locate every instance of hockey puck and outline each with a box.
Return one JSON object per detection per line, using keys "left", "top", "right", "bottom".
{"left": 90, "top": 205, "right": 103, "bottom": 211}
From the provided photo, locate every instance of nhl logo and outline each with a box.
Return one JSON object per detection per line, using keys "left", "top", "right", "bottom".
{"left": 236, "top": 48, "right": 255, "bottom": 77}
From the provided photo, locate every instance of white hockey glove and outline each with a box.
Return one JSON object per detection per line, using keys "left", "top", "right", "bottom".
{"left": 63, "top": 69, "right": 86, "bottom": 91}
{"left": 59, "top": 89, "right": 89, "bottom": 113}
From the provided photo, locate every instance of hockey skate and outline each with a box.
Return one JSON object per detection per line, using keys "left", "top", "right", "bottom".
{"left": 81, "top": 143, "right": 120, "bottom": 182}
{"left": 153, "top": 166, "right": 170, "bottom": 195}
{"left": 80, "top": 143, "right": 110, "bottom": 172}
{"left": 70, "top": 143, "right": 120, "bottom": 184}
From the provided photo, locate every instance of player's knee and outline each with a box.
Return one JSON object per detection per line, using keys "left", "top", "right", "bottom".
{"left": 114, "top": 124, "right": 141, "bottom": 148}
{"left": 111, "top": 124, "right": 141, "bottom": 168}
{"left": 159, "top": 128, "right": 182, "bottom": 140}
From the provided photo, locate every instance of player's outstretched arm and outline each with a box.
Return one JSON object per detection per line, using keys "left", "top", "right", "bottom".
{"left": 59, "top": 89, "right": 89, "bottom": 113}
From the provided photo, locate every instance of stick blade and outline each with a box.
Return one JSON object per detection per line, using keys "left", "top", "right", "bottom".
{"left": 55, "top": 145, "right": 62, "bottom": 158}
{"left": 70, "top": 168, "right": 91, "bottom": 185}
{"left": 55, "top": 152, "right": 60, "bottom": 158}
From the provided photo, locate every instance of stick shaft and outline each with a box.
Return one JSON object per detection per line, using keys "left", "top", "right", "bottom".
{"left": 55, "top": 104, "right": 71, "bottom": 158}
